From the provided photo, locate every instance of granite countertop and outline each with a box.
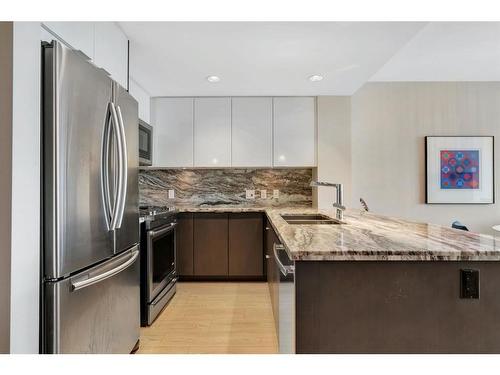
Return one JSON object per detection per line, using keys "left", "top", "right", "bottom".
{"left": 176, "top": 206, "right": 267, "bottom": 213}
{"left": 175, "top": 205, "right": 500, "bottom": 261}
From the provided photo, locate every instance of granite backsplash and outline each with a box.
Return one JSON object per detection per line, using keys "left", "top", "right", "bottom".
{"left": 139, "top": 168, "right": 313, "bottom": 208}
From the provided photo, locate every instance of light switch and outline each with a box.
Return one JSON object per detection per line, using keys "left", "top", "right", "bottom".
{"left": 245, "top": 189, "right": 255, "bottom": 199}
{"left": 260, "top": 190, "right": 267, "bottom": 199}
{"left": 273, "top": 189, "right": 279, "bottom": 199}
{"left": 168, "top": 189, "right": 175, "bottom": 199}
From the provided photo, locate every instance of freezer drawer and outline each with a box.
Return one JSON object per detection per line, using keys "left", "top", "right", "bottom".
{"left": 44, "top": 246, "right": 140, "bottom": 354}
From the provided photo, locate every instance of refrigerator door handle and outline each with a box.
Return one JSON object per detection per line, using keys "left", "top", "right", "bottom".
{"left": 101, "top": 102, "right": 119, "bottom": 230}
{"left": 114, "top": 104, "right": 128, "bottom": 229}
{"left": 109, "top": 102, "right": 125, "bottom": 231}
{"left": 70, "top": 249, "right": 139, "bottom": 292}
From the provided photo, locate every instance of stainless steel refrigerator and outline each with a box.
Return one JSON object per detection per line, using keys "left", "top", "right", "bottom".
{"left": 42, "top": 40, "right": 140, "bottom": 354}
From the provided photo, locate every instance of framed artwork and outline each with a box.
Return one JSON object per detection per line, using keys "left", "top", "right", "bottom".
{"left": 425, "top": 136, "right": 494, "bottom": 204}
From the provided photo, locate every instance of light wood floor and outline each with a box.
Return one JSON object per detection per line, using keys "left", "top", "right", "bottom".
{"left": 137, "top": 282, "right": 278, "bottom": 354}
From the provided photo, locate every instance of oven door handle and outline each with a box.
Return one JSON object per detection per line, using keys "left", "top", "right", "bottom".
{"left": 147, "top": 222, "right": 177, "bottom": 239}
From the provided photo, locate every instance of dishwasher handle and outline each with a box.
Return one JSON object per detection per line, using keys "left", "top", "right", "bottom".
{"left": 273, "top": 243, "right": 295, "bottom": 276}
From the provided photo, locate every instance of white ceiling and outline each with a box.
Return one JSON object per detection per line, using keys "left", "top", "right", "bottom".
{"left": 371, "top": 22, "right": 500, "bottom": 82}
{"left": 119, "top": 22, "right": 425, "bottom": 96}
{"left": 119, "top": 22, "right": 500, "bottom": 97}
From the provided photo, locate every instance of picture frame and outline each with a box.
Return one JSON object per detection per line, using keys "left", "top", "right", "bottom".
{"left": 425, "top": 136, "right": 495, "bottom": 204}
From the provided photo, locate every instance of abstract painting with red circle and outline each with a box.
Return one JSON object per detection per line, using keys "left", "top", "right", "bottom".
{"left": 440, "top": 150, "right": 479, "bottom": 189}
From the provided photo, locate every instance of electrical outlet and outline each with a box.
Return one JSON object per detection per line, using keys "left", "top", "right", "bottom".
{"left": 273, "top": 189, "right": 279, "bottom": 199}
{"left": 168, "top": 189, "right": 175, "bottom": 199}
{"left": 460, "top": 269, "right": 480, "bottom": 299}
{"left": 245, "top": 189, "right": 255, "bottom": 199}
{"left": 260, "top": 190, "right": 267, "bottom": 199}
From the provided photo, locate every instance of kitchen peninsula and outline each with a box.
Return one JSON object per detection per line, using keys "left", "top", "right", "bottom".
{"left": 175, "top": 205, "right": 500, "bottom": 353}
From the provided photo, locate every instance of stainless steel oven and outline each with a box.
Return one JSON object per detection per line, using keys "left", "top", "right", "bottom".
{"left": 147, "top": 223, "right": 176, "bottom": 300}
{"left": 139, "top": 120, "right": 153, "bottom": 166}
{"left": 140, "top": 207, "right": 178, "bottom": 326}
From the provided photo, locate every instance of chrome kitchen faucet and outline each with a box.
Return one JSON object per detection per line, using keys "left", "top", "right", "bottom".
{"left": 310, "top": 181, "right": 345, "bottom": 221}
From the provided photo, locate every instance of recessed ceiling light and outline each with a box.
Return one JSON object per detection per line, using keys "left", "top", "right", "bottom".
{"left": 206, "top": 75, "right": 221, "bottom": 83}
{"left": 308, "top": 75, "right": 323, "bottom": 82}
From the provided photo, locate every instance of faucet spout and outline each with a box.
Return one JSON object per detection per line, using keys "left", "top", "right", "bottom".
{"left": 310, "top": 181, "right": 345, "bottom": 221}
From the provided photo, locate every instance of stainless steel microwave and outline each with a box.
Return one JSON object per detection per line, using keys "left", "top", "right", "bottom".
{"left": 139, "top": 120, "right": 153, "bottom": 166}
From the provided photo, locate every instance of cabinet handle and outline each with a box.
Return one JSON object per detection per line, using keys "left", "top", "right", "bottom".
{"left": 265, "top": 255, "right": 270, "bottom": 259}
{"left": 265, "top": 227, "right": 270, "bottom": 230}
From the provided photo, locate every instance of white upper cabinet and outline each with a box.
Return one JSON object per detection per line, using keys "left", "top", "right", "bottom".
{"left": 149, "top": 96, "right": 316, "bottom": 168}
{"left": 94, "top": 23, "right": 129, "bottom": 89}
{"left": 152, "top": 98, "right": 194, "bottom": 167}
{"left": 273, "top": 97, "right": 316, "bottom": 167}
{"left": 194, "top": 98, "right": 231, "bottom": 167}
{"left": 129, "top": 79, "right": 151, "bottom": 123}
{"left": 42, "top": 22, "right": 94, "bottom": 60}
{"left": 231, "top": 97, "right": 273, "bottom": 167}
{"left": 42, "top": 22, "right": 129, "bottom": 89}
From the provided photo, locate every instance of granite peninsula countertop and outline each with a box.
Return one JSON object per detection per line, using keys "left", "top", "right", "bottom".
{"left": 175, "top": 205, "right": 500, "bottom": 261}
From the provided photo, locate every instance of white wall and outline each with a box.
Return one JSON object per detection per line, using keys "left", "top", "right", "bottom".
{"left": 10, "top": 22, "right": 41, "bottom": 354}
{"left": 351, "top": 82, "right": 500, "bottom": 234}
{"left": 314, "top": 96, "right": 352, "bottom": 209}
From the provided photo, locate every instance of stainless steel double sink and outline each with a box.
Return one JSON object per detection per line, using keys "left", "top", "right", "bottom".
{"left": 281, "top": 214, "right": 344, "bottom": 225}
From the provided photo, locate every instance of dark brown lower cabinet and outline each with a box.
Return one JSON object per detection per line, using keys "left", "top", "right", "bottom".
{"left": 176, "top": 212, "right": 266, "bottom": 279}
{"left": 295, "top": 261, "right": 500, "bottom": 353}
{"left": 176, "top": 213, "right": 194, "bottom": 276}
{"left": 193, "top": 213, "right": 229, "bottom": 276}
{"left": 228, "top": 213, "right": 263, "bottom": 277}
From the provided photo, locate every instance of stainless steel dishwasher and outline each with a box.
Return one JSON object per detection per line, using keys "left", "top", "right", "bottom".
{"left": 273, "top": 243, "right": 295, "bottom": 354}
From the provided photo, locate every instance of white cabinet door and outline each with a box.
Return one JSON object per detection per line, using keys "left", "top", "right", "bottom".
{"left": 273, "top": 97, "right": 316, "bottom": 167}
{"left": 194, "top": 98, "right": 231, "bottom": 167}
{"left": 129, "top": 79, "right": 150, "bottom": 123}
{"left": 151, "top": 98, "right": 194, "bottom": 167}
{"left": 231, "top": 97, "right": 272, "bottom": 167}
{"left": 94, "top": 22, "right": 128, "bottom": 89}
{"left": 42, "top": 22, "right": 94, "bottom": 60}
